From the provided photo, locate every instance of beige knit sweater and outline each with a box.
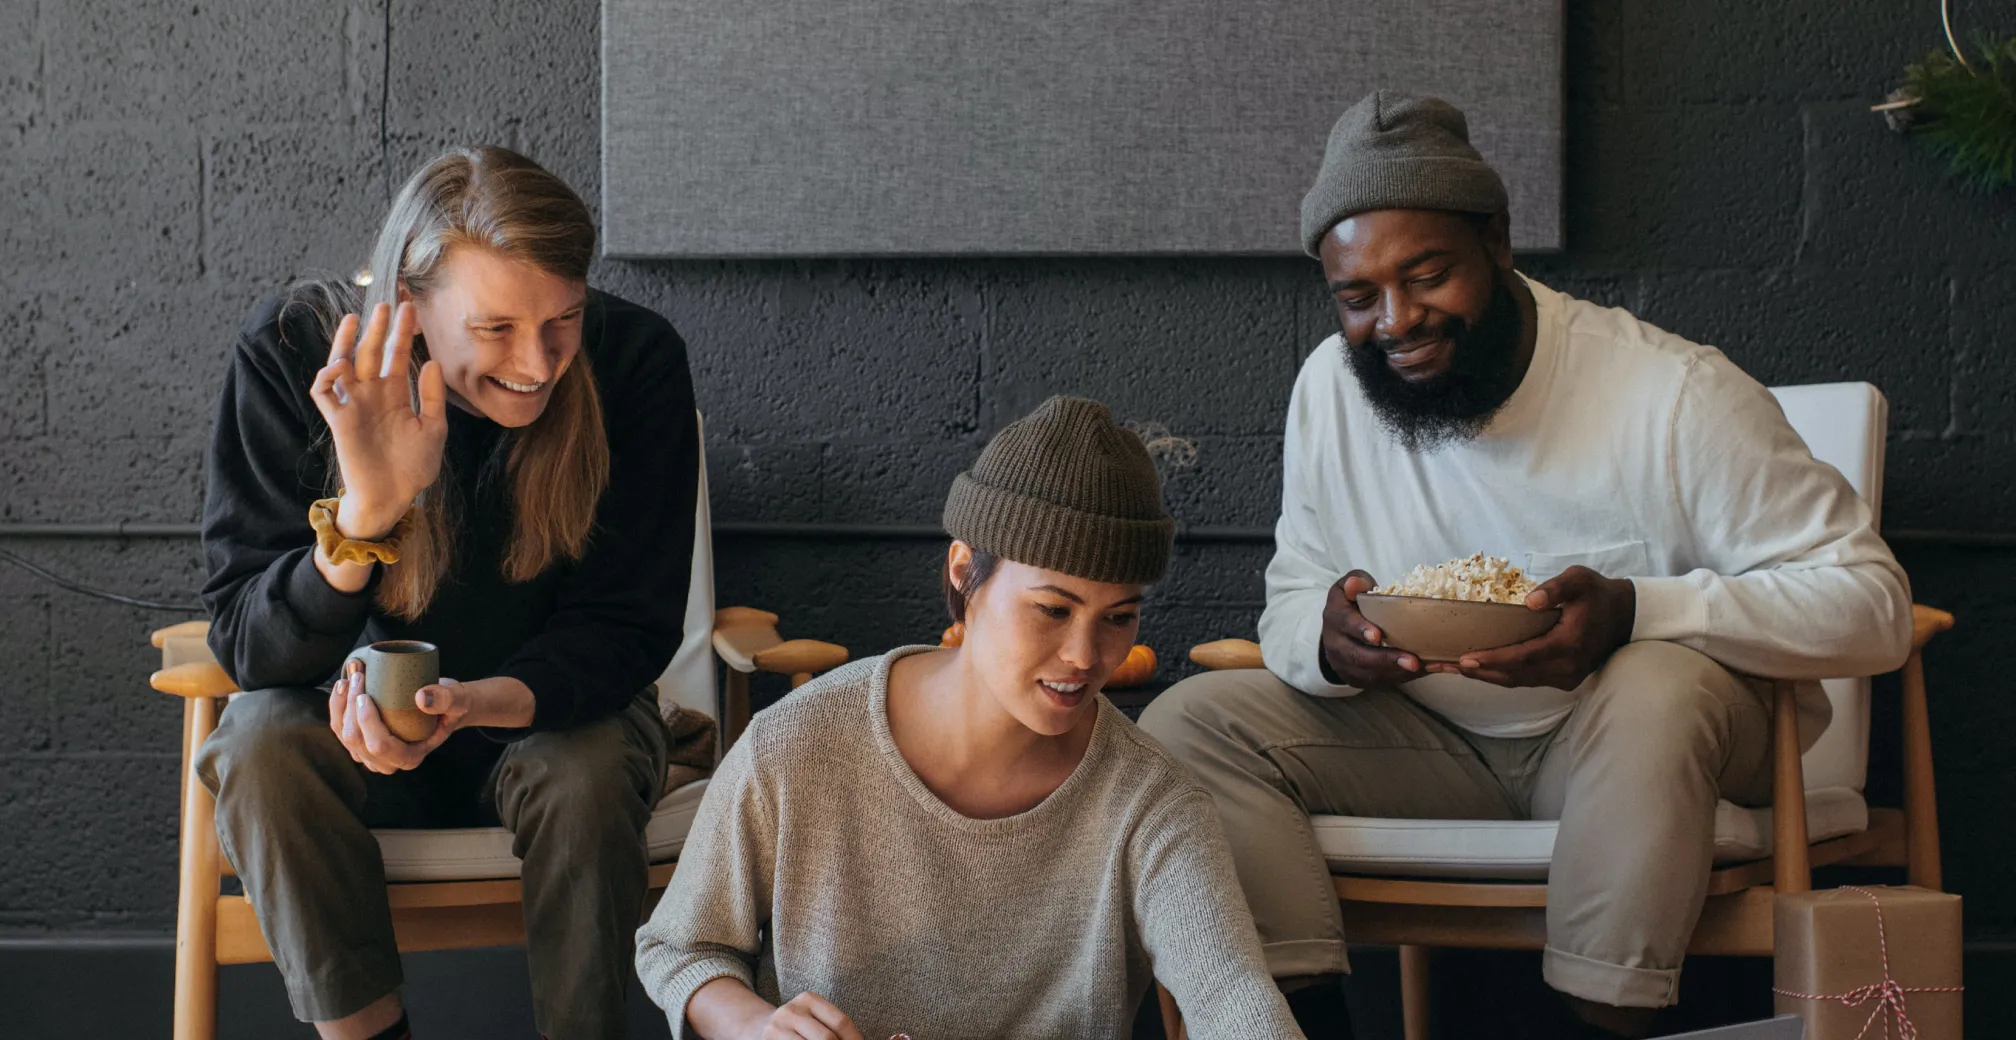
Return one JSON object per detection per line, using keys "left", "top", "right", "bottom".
{"left": 635, "top": 647, "right": 1303, "bottom": 1040}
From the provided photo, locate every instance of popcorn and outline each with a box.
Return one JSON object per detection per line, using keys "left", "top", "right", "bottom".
{"left": 1374, "top": 552, "right": 1536, "bottom": 605}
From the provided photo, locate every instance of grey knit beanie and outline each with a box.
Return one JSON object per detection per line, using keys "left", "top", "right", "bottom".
{"left": 1299, "top": 90, "right": 1509, "bottom": 257}
{"left": 942, "top": 396, "right": 1175, "bottom": 585}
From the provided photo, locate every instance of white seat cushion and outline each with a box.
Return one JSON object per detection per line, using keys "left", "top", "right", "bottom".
{"left": 1312, "top": 787, "right": 1868, "bottom": 880}
{"left": 376, "top": 778, "right": 710, "bottom": 883}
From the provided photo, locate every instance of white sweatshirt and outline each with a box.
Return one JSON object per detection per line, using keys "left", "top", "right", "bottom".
{"left": 1258, "top": 275, "right": 1913, "bottom": 740}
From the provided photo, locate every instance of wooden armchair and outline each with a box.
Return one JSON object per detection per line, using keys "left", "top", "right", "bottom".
{"left": 1157, "top": 383, "right": 1954, "bottom": 1040}
{"left": 150, "top": 412, "right": 850, "bottom": 1040}
{"left": 1168, "top": 606, "right": 1949, "bottom": 1040}
{"left": 152, "top": 612, "right": 845, "bottom": 1039}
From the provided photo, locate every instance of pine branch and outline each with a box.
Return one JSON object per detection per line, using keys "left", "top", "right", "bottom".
{"left": 1903, "top": 32, "right": 2016, "bottom": 192}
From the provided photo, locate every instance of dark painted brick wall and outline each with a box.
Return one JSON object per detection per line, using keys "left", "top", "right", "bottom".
{"left": 2, "top": 0, "right": 2012, "bottom": 944}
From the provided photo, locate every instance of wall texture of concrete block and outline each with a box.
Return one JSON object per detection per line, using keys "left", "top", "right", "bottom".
{"left": 1799, "top": 100, "right": 2016, "bottom": 270}
{"left": 0, "top": 755, "right": 180, "bottom": 930}
{"left": 1567, "top": 102, "right": 1809, "bottom": 270}
{"left": 205, "top": 125, "right": 389, "bottom": 288}
{"left": 1635, "top": 266, "right": 1956, "bottom": 435}
{"left": 1, "top": 126, "right": 202, "bottom": 292}
{"left": 2, "top": 0, "right": 2014, "bottom": 955}
{"left": 41, "top": 0, "right": 372, "bottom": 126}
{"left": 1622, "top": 0, "right": 1934, "bottom": 104}
{"left": 1955, "top": 275, "right": 2016, "bottom": 431}
{"left": 0, "top": 568, "right": 54, "bottom": 755}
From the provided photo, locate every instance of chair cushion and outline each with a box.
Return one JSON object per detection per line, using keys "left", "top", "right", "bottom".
{"left": 376, "top": 778, "right": 710, "bottom": 883}
{"left": 1312, "top": 787, "right": 1868, "bottom": 880}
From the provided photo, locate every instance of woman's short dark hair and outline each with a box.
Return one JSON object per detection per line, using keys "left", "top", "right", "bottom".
{"left": 942, "top": 547, "right": 1001, "bottom": 623}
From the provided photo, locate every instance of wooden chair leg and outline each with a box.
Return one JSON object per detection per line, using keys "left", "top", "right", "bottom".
{"left": 722, "top": 668, "right": 751, "bottom": 754}
{"left": 1900, "top": 649, "right": 1943, "bottom": 890}
{"left": 1770, "top": 681, "right": 1812, "bottom": 895}
{"left": 1155, "top": 981, "right": 1187, "bottom": 1040}
{"left": 177, "top": 697, "right": 193, "bottom": 824}
{"left": 174, "top": 696, "right": 223, "bottom": 1040}
{"left": 1400, "top": 944, "right": 1432, "bottom": 1040}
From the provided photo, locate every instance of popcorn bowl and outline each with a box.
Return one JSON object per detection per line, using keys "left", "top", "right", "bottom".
{"left": 1355, "top": 593, "right": 1561, "bottom": 663}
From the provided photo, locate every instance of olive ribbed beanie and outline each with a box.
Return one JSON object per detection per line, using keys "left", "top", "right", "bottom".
{"left": 942, "top": 396, "right": 1175, "bottom": 584}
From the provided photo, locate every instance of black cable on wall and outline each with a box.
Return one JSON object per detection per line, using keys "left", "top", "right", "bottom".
{"left": 0, "top": 548, "right": 205, "bottom": 612}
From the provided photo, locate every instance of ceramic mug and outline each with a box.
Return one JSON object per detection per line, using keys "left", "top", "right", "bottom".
{"left": 343, "top": 639, "right": 440, "bottom": 742}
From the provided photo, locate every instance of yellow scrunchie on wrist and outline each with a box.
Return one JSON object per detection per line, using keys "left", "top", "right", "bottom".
{"left": 308, "top": 497, "right": 412, "bottom": 566}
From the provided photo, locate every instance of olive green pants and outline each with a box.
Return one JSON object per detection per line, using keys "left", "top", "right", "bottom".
{"left": 195, "top": 686, "right": 669, "bottom": 1039}
{"left": 1138, "top": 641, "right": 1775, "bottom": 1009}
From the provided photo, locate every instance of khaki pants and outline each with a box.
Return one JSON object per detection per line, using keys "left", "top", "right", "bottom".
{"left": 195, "top": 686, "right": 670, "bottom": 1039}
{"left": 1138, "top": 641, "right": 1774, "bottom": 1008}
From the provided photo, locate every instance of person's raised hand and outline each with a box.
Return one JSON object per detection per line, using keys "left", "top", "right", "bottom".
{"left": 1443, "top": 566, "right": 1636, "bottom": 690}
{"left": 327, "top": 659, "right": 452, "bottom": 774}
{"left": 1318, "top": 570, "right": 1426, "bottom": 688}
{"left": 748, "top": 992, "right": 867, "bottom": 1040}
{"left": 308, "top": 301, "right": 449, "bottom": 540}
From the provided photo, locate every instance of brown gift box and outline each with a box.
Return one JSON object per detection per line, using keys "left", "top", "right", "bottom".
{"left": 1774, "top": 886, "right": 1962, "bottom": 1040}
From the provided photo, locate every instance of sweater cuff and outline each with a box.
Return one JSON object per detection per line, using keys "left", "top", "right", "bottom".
{"left": 1270, "top": 601, "right": 1359, "bottom": 698}
{"left": 1629, "top": 575, "right": 1709, "bottom": 644}
{"left": 657, "top": 959, "right": 754, "bottom": 1040}
{"left": 497, "top": 657, "right": 579, "bottom": 731}
{"left": 284, "top": 547, "right": 380, "bottom": 635}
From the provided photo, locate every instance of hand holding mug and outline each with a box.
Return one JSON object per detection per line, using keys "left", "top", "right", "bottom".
{"left": 308, "top": 301, "right": 449, "bottom": 539}
{"left": 330, "top": 661, "right": 451, "bottom": 774}
{"left": 332, "top": 640, "right": 453, "bottom": 773}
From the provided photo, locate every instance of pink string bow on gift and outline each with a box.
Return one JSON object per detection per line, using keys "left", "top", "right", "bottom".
{"left": 1770, "top": 886, "right": 1965, "bottom": 1040}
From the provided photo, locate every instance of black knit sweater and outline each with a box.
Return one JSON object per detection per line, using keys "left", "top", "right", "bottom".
{"left": 200, "top": 288, "right": 699, "bottom": 731}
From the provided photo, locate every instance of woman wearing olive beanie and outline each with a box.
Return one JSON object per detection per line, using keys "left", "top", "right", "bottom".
{"left": 637, "top": 396, "right": 1303, "bottom": 1040}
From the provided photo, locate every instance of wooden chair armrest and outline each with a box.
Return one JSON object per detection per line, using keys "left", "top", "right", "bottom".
{"left": 710, "top": 607, "right": 850, "bottom": 751}
{"left": 151, "top": 661, "right": 238, "bottom": 699}
{"left": 1911, "top": 603, "right": 1954, "bottom": 655}
{"left": 1190, "top": 638, "right": 1264, "bottom": 671}
{"left": 712, "top": 606, "right": 849, "bottom": 676}
{"left": 752, "top": 639, "right": 850, "bottom": 677}
{"left": 711, "top": 607, "right": 783, "bottom": 673}
{"left": 714, "top": 605, "right": 779, "bottom": 629}
{"left": 150, "top": 619, "right": 211, "bottom": 648}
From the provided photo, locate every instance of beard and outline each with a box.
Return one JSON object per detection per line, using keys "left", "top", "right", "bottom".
{"left": 1342, "top": 269, "right": 1528, "bottom": 453}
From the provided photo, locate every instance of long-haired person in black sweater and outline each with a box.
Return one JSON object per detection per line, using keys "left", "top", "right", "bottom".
{"left": 196, "top": 146, "right": 699, "bottom": 1040}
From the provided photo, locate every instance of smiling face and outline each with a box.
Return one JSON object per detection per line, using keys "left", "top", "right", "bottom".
{"left": 404, "top": 244, "right": 589, "bottom": 429}
{"left": 1319, "top": 208, "right": 1532, "bottom": 451}
{"left": 950, "top": 543, "right": 1143, "bottom": 738}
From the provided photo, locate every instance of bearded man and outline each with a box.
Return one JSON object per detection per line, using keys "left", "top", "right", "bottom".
{"left": 1139, "top": 91, "right": 1913, "bottom": 1039}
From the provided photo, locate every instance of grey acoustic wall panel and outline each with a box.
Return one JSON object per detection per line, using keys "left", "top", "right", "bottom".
{"left": 602, "top": 1, "right": 1561, "bottom": 257}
